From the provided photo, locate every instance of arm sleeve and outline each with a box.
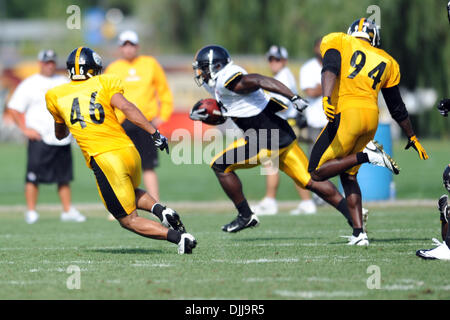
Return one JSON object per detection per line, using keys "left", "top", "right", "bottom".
{"left": 152, "top": 60, "right": 174, "bottom": 122}
{"left": 45, "top": 91, "right": 65, "bottom": 124}
{"left": 322, "top": 49, "right": 341, "bottom": 76}
{"left": 381, "top": 85, "right": 409, "bottom": 123}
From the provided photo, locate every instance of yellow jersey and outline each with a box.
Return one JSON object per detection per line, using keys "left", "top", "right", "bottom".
{"left": 105, "top": 55, "right": 173, "bottom": 123}
{"left": 320, "top": 32, "right": 400, "bottom": 113}
{"left": 46, "top": 74, "right": 134, "bottom": 167}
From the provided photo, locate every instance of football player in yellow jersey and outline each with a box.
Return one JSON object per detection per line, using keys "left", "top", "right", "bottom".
{"left": 45, "top": 47, "right": 196, "bottom": 254}
{"left": 308, "top": 18, "right": 428, "bottom": 246}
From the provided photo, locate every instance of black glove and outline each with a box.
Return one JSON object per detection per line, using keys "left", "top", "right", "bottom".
{"left": 437, "top": 98, "right": 450, "bottom": 117}
{"left": 151, "top": 130, "right": 169, "bottom": 154}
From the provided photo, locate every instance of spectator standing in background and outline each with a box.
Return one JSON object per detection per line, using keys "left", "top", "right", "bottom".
{"left": 299, "top": 37, "right": 328, "bottom": 155}
{"left": 105, "top": 30, "right": 174, "bottom": 202}
{"left": 7, "top": 50, "right": 86, "bottom": 224}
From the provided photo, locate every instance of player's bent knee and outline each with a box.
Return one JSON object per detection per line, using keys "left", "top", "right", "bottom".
{"left": 118, "top": 211, "right": 137, "bottom": 230}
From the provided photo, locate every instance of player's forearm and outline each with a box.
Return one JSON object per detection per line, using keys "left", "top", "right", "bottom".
{"left": 240, "top": 74, "right": 295, "bottom": 98}
{"left": 111, "top": 93, "right": 157, "bottom": 134}
{"left": 321, "top": 70, "right": 337, "bottom": 98}
{"left": 121, "top": 103, "right": 157, "bottom": 135}
{"left": 397, "top": 117, "right": 415, "bottom": 138}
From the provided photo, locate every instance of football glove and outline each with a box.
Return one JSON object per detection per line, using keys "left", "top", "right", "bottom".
{"left": 189, "top": 100, "right": 209, "bottom": 121}
{"left": 291, "top": 95, "right": 309, "bottom": 112}
{"left": 323, "top": 96, "right": 336, "bottom": 122}
{"left": 151, "top": 130, "right": 169, "bottom": 154}
{"left": 437, "top": 98, "right": 450, "bottom": 117}
{"left": 405, "top": 135, "right": 428, "bottom": 160}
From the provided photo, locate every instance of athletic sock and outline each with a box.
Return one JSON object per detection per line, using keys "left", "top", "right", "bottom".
{"left": 151, "top": 203, "right": 165, "bottom": 221}
{"left": 337, "top": 199, "right": 353, "bottom": 228}
{"left": 356, "top": 152, "right": 369, "bottom": 164}
{"left": 167, "top": 229, "right": 182, "bottom": 244}
{"left": 352, "top": 228, "right": 364, "bottom": 237}
{"left": 236, "top": 200, "right": 252, "bottom": 219}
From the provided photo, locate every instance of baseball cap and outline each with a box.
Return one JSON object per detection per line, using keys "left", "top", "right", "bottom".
{"left": 266, "top": 45, "right": 288, "bottom": 60}
{"left": 38, "top": 49, "right": 57, "bottom": 62}
{"left": 118, "top": 30, "right": 139, "bottom": 46}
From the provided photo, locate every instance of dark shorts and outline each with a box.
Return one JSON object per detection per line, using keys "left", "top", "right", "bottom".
{"left": 122, "top": 120, "right": 159, "bottom": 170}
{"left": 211, "top": 100, "right": 297, "bottom": 173}
{"left": 26, "top": 140, "right": 73, "bottom": 185}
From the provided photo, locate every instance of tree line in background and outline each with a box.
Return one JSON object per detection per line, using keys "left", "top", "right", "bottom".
{"left": 3, "top": 0, "right": 449, "bottom": 137}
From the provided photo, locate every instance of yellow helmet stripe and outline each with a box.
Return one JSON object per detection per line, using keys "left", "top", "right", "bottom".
{"left": 358, "top": 18, "right": 365, "bottom": 31}
{"left": 74, "top": 46, "right": 83, "bottom": 75}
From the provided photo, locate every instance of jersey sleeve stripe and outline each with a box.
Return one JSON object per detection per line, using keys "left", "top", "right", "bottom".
{"left": 224, "top": 72, "right": 243, "bottom": 88}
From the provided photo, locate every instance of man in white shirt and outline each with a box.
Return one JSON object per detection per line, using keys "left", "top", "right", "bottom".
{"left": 7, "top": 50, "right": 86, "bottom": 224}
{"left": 298, "top": 38, "right": 329, "bottom": 209}
{"left": 299, "top": 38, "right": 328, "bottom": 153}
{"left": 251, "top": 45, "right": 317, "bottom": 216}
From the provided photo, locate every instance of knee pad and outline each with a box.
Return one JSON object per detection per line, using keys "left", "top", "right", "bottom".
{"left": 444, "top": 165, "right": 450, "bottom": 193}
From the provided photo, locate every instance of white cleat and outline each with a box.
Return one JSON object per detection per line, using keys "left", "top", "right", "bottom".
{"left": 364, "top": 140, "right": 400, "bottom": 175}
{"left": 347, "top": 232, "right": 369, "bottom": 246}
{"left": 25, "top": 210, "right": 39, "bottom": 224}
{"left": 290, "top": 200, "right": 317, "bottom": 215}
{"left": 178, "top": 233, "right": 197, "bottom": 254}
{"left": 416, "top": 238, "right": 450, "bottom": 260}
{"left": 251, "top": 198, "right": 278, "bottom": 216}
{"left": 61, "top": 207, "right": 86, "bottom": 222}
{"left": 362, "top": 208, "right": 369, "bottom": 234}
{"left": 161, "top": 207, "right": 186, "bottom": 233}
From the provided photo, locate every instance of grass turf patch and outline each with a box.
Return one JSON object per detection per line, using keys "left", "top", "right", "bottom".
{"left": 0, "top": 205, "right": 449, "bottom": 300}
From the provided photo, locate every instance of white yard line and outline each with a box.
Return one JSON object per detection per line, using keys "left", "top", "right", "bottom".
{"left": 274, "top": 290, "right": 366, "bottom": 298}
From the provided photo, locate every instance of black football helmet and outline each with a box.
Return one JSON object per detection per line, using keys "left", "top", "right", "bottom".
{"left": 447, "top": 1, "right": 450, "bottom": 23}
{"left": 66, "top": 47, "right": 103, "bottom": 80}
{"left": 347, "top": 18, "right": 381, "bottom": 48}
{"left": 444, "top": 165, "right": 450, "bottom": 193}
{"left": 192, "top": 45, "right": 231, "bottom": 87}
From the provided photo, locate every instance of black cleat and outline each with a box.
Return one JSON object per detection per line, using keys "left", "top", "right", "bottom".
{"left": 222, "top": 214, "right": 260, "bottom": 233}
{"left": 162, "top": 207, "right": 187, "bottom": 233}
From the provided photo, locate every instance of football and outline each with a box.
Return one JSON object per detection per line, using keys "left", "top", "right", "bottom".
{"left": 194, "top": 98, "right": 226, "bottom": 125}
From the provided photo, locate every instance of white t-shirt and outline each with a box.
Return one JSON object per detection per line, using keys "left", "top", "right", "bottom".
{"left": 205, "top": 63, "right": 269, "bottom": 118}
{"left": 8, "top": 73, "right": 71, "bottom": 146}
{"left": 271, "top": 66, "right": 298, "bottom": 120}
{"left": 299, "top": 58, "right": 328, "bottom": 128}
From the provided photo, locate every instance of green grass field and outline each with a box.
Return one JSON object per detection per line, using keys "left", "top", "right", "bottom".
{"left": 0, "top": 139, "right": 449, "bottom": 300}
{"left": 0, "top": 205, "right": 448, "bottom": 300}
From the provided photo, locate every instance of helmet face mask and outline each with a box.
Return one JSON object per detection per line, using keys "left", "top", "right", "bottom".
{"left": 444, "top": 166, "right": 450, "bottom": 193}
{"left": 193, "top": 45, "right": 231, "bottom": 87}
{"left": 66, "top": 47, "right": 103, "bottom": 81}
{"left": 347, "top": 18, "right": 381, "bottom": 48}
